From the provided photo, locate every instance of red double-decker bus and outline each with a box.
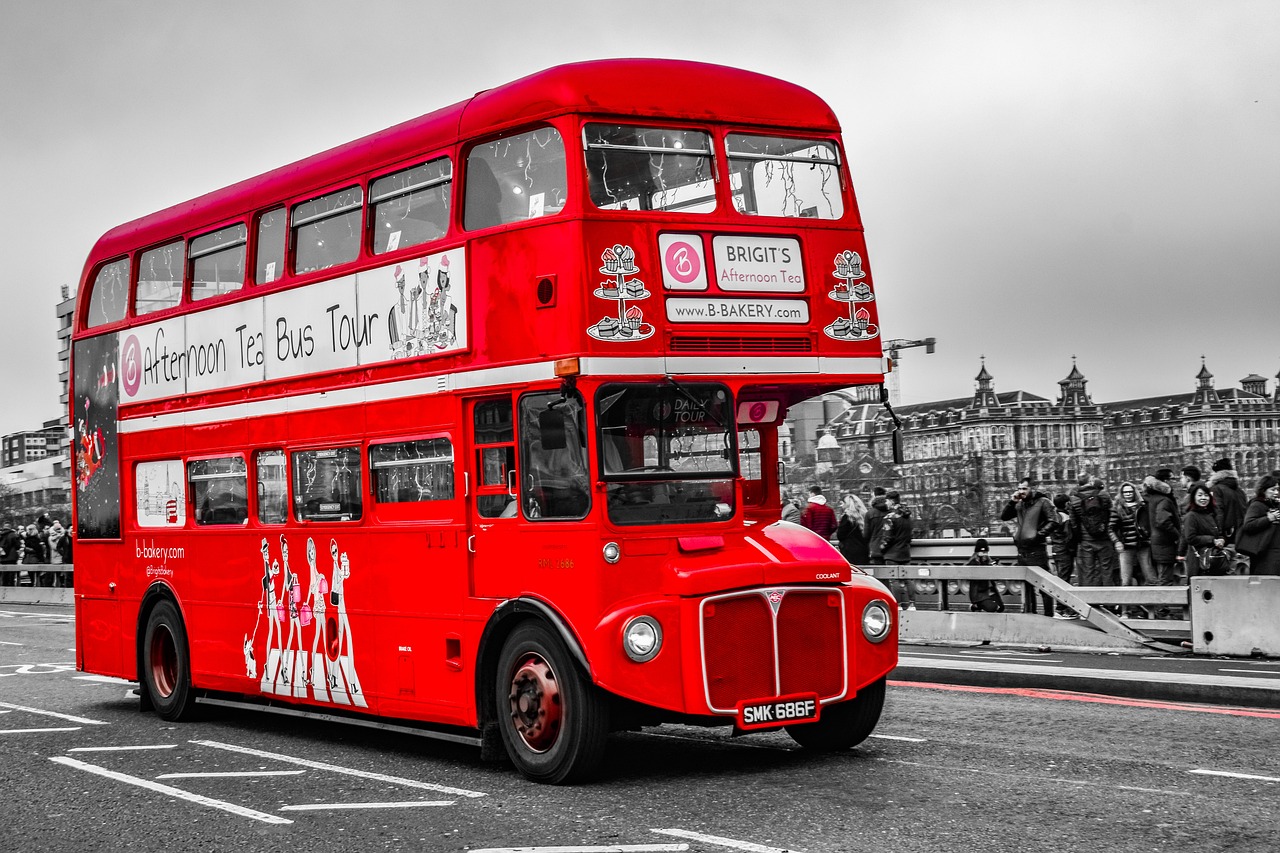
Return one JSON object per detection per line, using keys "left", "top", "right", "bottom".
{"left": 71, "top": 59, "right": 897, "bottom": 783}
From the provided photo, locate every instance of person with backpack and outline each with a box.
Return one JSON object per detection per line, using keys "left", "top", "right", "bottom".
{"left": 966, "top": 538, "right": 1003, "bottom": 612}
{"left": 1069, "top": 475, "right": 1121, "bottom": 586}
{"left": 1208, "top": 458, "right": 1248, "bottom": 546}
{"left": 880, "top": 491, "right": 915, "bottom": 610}
{"left": 1048, "top": 493, "right": 1079, "bottom": 617}
{"left": 999, "top": 477, "right": 1056, "bottom": 616}
{"left": 1144, "top": 468, "right": 1183, "bottom": 592}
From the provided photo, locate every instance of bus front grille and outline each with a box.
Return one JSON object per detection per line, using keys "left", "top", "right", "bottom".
{"left": 669, "top": 335, "right": 813, "bottom": 353}
{"left": 700, "top": 588, "right": 847, "bottom": 714}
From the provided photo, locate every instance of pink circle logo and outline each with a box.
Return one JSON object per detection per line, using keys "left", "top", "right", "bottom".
{"left": 121, "top": 335, "right": 142, "bottom": 397}
{"left": 663, "top": 240, "right": 701, "bottom": 284}
{"left": 749, "top": 402, "right": 767, "bottom": 422}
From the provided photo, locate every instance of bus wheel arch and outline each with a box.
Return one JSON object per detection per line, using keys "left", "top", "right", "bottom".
{"left": 136, "top": 584, "right": 197, "bottom": 721}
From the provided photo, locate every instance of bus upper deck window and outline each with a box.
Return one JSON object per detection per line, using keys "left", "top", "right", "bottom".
{"left": 86, "top": 257, "right": 130, "bottom": 328}
{"left": 584, "top": 125, "right": 715, "bottom": 214}
{"left": 255, "top": 207, "right": 286, "bottom": 284}
{"left": 464, "top": 128, "right": 566, "bottom": 231}
{"left": 190, "top": 223, "right": 247, "bottom": 302}
{"left": 293, "top": 187, "right": 363, "bottom": 274}
{"left": 135, "top": 240, "right": 185, "bottom": 316}
{"left": 725, "top": 134, "right": 844, "bottom": 220}
{"left": 371, "top": 158, "right": 452, "bottom": 254}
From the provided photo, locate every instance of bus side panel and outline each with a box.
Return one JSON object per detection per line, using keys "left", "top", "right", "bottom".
{"left": 75, "top": 543, "right": 125, "bottom": 678}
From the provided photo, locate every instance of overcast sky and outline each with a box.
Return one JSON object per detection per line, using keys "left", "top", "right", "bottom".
{"left": 1, "top": 0, "right": 1276, "bottom": 438}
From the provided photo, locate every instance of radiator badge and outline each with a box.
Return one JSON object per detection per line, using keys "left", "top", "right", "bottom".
{"left": 766, "top": 589, "right": 785, "bottom": 613}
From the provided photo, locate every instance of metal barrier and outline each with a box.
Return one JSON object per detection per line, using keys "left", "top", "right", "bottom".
{"left": 0, "top": 564, "right": 74, "bottom": 605}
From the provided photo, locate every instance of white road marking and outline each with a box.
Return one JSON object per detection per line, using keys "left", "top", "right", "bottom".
{"left": 1217, "top": 669, "right": 1280, "bottom": 677}
{"left": 909, "top": 651, "right": 1064, "bottom": 663}
{"left": 0, "top": 701, "right": 108, "bottom": 725}
{"left": 876, "top": 758, "right": 1191, "bottom": 796}
{"left": 50, "top": 756, "right": 292, "bottom": 824}
{"left": 0, "top": 727, "right": 82, "bottom": 734}
{"left": 1190, "top": 768, "right": 1280, "bottom": 783}
{"left": 897, "top": 655, "right": 1280, "bottom": 691}
{"left": 159, "top": 770, "right": 306, "bottom": 779}
{"left": 870, "top": 734, "right": 927, "bottom": 742}
{"left": 279, "top": 800, "right": 453, "bottom": 811}
{"left": 69, "top": 745, "right": 177, "bottom": 752}
{"left": 0, "top": 640, "right": 22, "bottom": 646}
{"left": 0, "top": 610, "right": 73, "bottom": 619}
{"left": 652, "top": 829, "right": 802, "bottom": 853}
{"left": 191, "top": 740, "right": 487, "bottom": 798}
{"left": 472, "top": 847, "right": 688, "bottom": 853}
{"left": 75, "top": 675, "right": 135, "bottom": 684}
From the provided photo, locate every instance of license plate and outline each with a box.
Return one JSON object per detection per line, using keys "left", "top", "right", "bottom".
{"left": 736, "top": 693, "right": 820, "bottom": 730}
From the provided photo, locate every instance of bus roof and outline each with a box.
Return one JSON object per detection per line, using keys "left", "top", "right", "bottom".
{"left": 82, "top": 59, "right": 839, "bottom": 275}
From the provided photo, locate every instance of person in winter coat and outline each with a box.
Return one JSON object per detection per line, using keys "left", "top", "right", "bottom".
{"left": 835, "top": 493, "right": 870, "bottom": 564}
{"left": 865, "top": 490, "right": 888, "bottom": 564}
{"left": 998, "top": 477, "right": 1056, "bottom": 616}
{"left": 1182, "top": 483, "right": 1227, "bottom": 578}
{"left": 1069, "top": 475, "right": 1122, "bottom": 586}
{"left": 0, "top": 524, "right": 20, "bottom": 586}
{"left": 1143, "top": 469, "right": 1182, "bottom": 587}
{"left": 780, "top": 490, "right": 802, "bottom": 524}
{"left": 879, "top": 491, "right": 915, "bottom": 609}
{"left": 1112, "top": 481, "right": 1157, "bottom": 588}
{"left": 1048, "top": 494, "right": 1079, "bottom": 617}
{"left": 966, "top": 538, "right": 1003, "bottom": 612}
{"left": 1208, "top": 458, "right": 1249, "bottom": 545}
{"left": 799, "top": 486, "right": 838, "bottom": 540}
{"left": 1237, "top": 475, "right": 1280, "bottom": 576}
{"left": 21, "top": 524, "right": 46, "bottom": 564}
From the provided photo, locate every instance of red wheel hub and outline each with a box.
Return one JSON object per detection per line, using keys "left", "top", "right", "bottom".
{"left": 149, "top": 625, "right": 177, "bottom": 699}
{"left": 508, "top": 653, "right": 562, "bottom": 753}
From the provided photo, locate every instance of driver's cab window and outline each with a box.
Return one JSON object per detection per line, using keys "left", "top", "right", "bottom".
{"left": 473, "top": 399, "right": 517, "bottom": 518}
{"left": 519, "top": 391, "right": 589, "bottom": 520}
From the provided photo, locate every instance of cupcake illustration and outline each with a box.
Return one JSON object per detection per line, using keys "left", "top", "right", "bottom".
{"left": 833, "top": 249, "right": 866, "bottom": 281}
{"left": 625, "top": 305, "right": 643, "bottom": 330}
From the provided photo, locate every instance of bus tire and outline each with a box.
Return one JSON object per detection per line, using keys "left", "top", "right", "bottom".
{"left": 786, "top": 677, "right": 886, "bottom": 751}
{"left": 142, "top": 599, "right": 197, "bottom": 722}
{"left": 495, "top": 620, "right": 608, "bottom": 784}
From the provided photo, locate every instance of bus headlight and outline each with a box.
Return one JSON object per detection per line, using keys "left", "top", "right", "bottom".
{"left": 602, "top": 542, "right": 621, "bottom": 564}
{"left": 622, "top": 616, "right": 662, "bottom": 662}
{"left": 862, "top": 600, "right": 892, "bottom": 643}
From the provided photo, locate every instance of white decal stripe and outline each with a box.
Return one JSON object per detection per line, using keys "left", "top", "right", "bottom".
{"left": 743, "top": 536, "right": 781, "bottom": 563}
{"left": 49, "top": 756, "right": 293, "bottom": 825}
{"left": 191, "top": 739, "right": 487, "bottom": 797}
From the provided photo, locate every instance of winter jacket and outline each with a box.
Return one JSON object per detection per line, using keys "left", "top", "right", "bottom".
{"left": 999, "top": 490, "right": 1054, "bottom": 552}
{"left": 835, "top": 514, "right": 870, "bottom": 564}
{"left": 1238, "top": 498, "right": 1280, "bottom": 576}
{"left": 1069, "top": 482, "right": 1119, "bottom": 544}
{"left": 21, "top": 530, "right": 46, "bottom": 565}
{"left": 1143, "top": 477, "right": 1181, "bottom": 563}
{"left": 800, "top": 497, "right": 838, "bottom": 540}
{"left": 1110, "top": 487, "right": 1150, "bottom": 549}
{"left": 780, "top": 500, "right": 801, "bottom": 524}
{"left": 1048, "top": 510, "right": 1077, "bottom": 559}
{"left": 879, "top": 506, "right": 913, "bottom": 563}
{"left": 865, "top": 498, "right": 888, "bottom": 561}
{"left": 1182, "top": 505, "right": 1223, "bottom": 577}
{"left": 1209, "top": 470, "right": 1248, "bottom": 540}
{"left": 0, "top": 527, "right": 20, "bottom": 564}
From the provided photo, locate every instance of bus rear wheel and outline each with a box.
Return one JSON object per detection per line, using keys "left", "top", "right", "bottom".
{"left": 495, "top": 621, "right": 608, "bottom": 784}
{"left": 143, "top": 599, "right": 196, "bottom": 721}
{"left": 786, "top": 677, "right": 886, "bottom": 751}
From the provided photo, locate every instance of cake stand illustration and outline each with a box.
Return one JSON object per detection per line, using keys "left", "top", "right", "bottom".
{"left": 588, "top": 244, "right": 654, "bottom": 341}
{"left": 824, "top": 249, "right": 879, "bottom": 340}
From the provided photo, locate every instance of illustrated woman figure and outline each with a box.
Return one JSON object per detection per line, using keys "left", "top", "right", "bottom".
{"left": 305, "top": 537, "right": 330, "bottom": 691}
{"left": 257, "top": 538, "right": 281, "bottom": 687}
{"left": 279, "top": 535, "right": 304, "bottom": 689}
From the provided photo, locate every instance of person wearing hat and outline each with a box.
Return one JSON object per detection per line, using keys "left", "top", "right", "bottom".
{"left": 966, "top": 538, "right": 1003, "bottom": 612}
{"left": 1208, "top": 457, "right": 1248, "bottom": 544}
{"left": 1144, "top": 469, "right": 1183, "bottom": 601}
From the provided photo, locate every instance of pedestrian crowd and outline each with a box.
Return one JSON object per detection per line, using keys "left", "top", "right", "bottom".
{"left": 783, "top": 456, "right": 1280, "bottom": 616}
{"left": 0, "top": 513, "right": 73, "bottom": 587}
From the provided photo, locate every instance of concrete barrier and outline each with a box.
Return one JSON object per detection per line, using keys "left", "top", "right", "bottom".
{"left": 0, "top": 565, "right": 74, "bottom": 605}
{"left": 1191, "top": 576, "right": 1280, "bottom": 657}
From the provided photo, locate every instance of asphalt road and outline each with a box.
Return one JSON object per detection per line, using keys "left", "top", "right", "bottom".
{"left": 2, "top": 605, "right": 1278, "bottom": 853}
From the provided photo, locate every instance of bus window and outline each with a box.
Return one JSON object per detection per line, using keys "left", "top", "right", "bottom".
{"left": 188, "top": 456, "right": 248, "bottom": 525}
{"left": 136, "top": 240, "right": 185, "bottom": 316}
{"left": 371, "top": 158, "right": 452, "bottom": 254}
{"left": 189, "top": 223, "right": 247, "bottom": 302}
{"left": 464, "top": 128, "right": 566, "bottom": 231}
{"left": 584, "top": 124, "right": 715, "bottom": 213}
{"left": 255, "top": 449, "right": 287, "bottom": 524}
{"left": 86, "top": 257, "right": 130, "bottom": 327}
{"left": 369, "top": 438, "right": 455, "bottom": 503}
{"left": 292, "top": 447, "right": 362, "bottom": 522}
{"left": 255, "top": 207, "right": 286, "bottom": 284}
{"left": 135, "top": 460, "right": 186, "bottom": 528}
{"left": 725, "top": 134, "right": 844, "bottom": 220}
{"left": 472, "top": 399, "right": 516, "bottom": 518}
{"left": 293, "top": 187, "right": 363, "bottom": 274}
{"left": 738, "top": 428, "right": 764, "bottom": 505}
{"left": 519, "top": 391, "right": 589, "bottom": 520}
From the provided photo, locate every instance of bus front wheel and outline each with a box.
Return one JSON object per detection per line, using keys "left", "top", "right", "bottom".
{"left": 495, "top": 621, "right": 608, "bottom": 784}
{"left": 142, "top": 600, "right": 196, "bottom": 721}
{"left": 786, "top": 677, "right": 886, "bottom": 751}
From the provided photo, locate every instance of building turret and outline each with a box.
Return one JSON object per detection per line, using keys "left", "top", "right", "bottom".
{"left": 1056, "top": 357, "right": 1092, "bottom": 407}
{"left": 1240, "top": 374, "right": 1268, "bottom": 398}
{"left": 971, "top": 358, "right": 1000, "bottom": 409}
{"left": 1191, "top": 357, "right": 1219, "bottom": 405}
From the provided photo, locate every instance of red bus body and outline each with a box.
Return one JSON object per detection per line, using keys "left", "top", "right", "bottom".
{"left": 71, "top": 59, "right": 897, "bottom": 782}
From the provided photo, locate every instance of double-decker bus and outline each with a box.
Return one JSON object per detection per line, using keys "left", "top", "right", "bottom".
{"left": 71, "top": 59, "right": 897, "bottom": 783}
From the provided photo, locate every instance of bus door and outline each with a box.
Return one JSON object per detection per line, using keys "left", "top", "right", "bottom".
{"left": 465, "top": 391, "right": 592, "bottom": 599}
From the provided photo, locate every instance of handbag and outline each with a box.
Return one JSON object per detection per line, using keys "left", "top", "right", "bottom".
{"left": 1196, "top": 546, "right": 1231, "bottom": 576}
{"left": 1235, "top": 521, "right": 1275, "bottom": 558}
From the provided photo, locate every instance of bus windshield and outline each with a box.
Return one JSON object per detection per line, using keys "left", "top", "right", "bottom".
{"left": 596, "top": 382, "right": 736, "bottom": 526}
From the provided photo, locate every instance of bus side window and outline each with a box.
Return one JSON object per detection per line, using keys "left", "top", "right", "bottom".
{"left": 464, "top": 127, "right": 566, "bottom": 231}
{"left": 188, "top": 456, "right": 248, "bottom": 525}
{"left": 255, "top": 207, "right": 286, "bottom": 284}
{"left": 291, "top": 447, "right": 363, "bottom": 522}
{"left": 136, "top": 240, "right": 185, "bottom": 316}
{"left": 86, "top": 257, "right": 130, "bottom": 328}
{"left": 473, "top": 399, "right": 516, "bottom": 518}
{"left": 371, "top": 158, "right": 452, "bottom": 254}
{"left": 519, "top": 391, "right": 589, "bottom": 520}
{"left": 255, "top": 449, "right": 288, "bottom": 524}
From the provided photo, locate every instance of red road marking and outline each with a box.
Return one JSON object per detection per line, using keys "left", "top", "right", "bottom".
{"left": 889, "top": 680, "right": 1280, "bottom": 720}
